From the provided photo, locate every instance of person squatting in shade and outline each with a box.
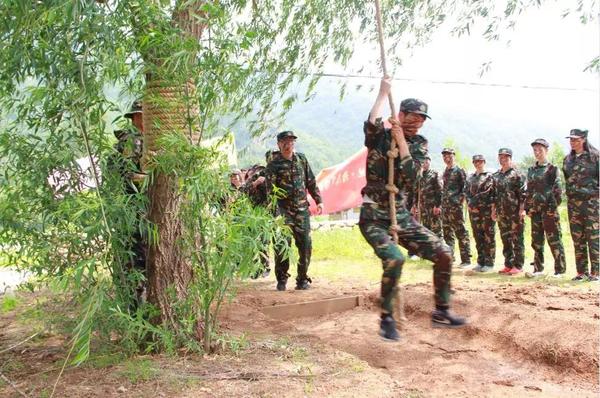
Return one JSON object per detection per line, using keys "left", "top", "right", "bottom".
{"left": 359, "top": 77, "right": 467, "bottom": 341}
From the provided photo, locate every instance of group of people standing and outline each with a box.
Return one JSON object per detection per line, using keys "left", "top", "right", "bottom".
{"left": 358, "top": 77, "right": 598, "bottom": 341}
{"left": 410, "top": 131, "right": 598, "bottom": 283}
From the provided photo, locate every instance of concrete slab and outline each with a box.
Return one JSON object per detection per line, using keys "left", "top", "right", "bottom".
{"left": 262, "top": 295, "right": 363, "bottom": 320}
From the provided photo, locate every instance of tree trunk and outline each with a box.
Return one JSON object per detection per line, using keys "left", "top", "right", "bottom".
{"left": 142, "top": 2, "right": 207, "bottom": 326}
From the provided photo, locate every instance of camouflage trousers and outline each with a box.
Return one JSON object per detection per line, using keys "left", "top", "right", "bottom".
{"left": 442, "top": 205, "right": 471, "bottom": 263}
{"left": 274, "top": 206, "right": 311, "bottom": 283}
{"left": 468, "top": 208, "right": 495, "bottom": 266}
{"left": 497, "top": 213, "right": 525, "bottom": 269}
{"left": 359, "top": 203, "right": 453, "bottom": 317}
{"left": 567, "top": 197, "right": 599, "bottom": 275}
{"left": 530, "top": 210, "right": 566, "bottom": 274}
{"left": 421, "top": 208, "right": 443, "bottom": 238}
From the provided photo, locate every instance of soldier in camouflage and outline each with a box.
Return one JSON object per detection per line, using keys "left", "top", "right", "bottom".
{"left": 492, "top": 148, "right": 526, "bottom": 275}
{"left": 466, "top": 155, "right": 495, "bottom": 272}
{"left": 409, "top": 155, "right": 443, "bottom": 239}
{"left": 265, "top": 131, "right": 323, "bottom": 291}
{"left": 241, "top": 164, "right": 271, "bottom": 279}
{"left": 360, "top": 77, "right": 466, "bottom": 341}
{"left": 525, "top": 139, "right": 566, "bottom": 278}
{"left": 563, "top": 129, "right": 599, "bottom": 282}
{"left": 107, "top": 100, "right": 147, "bottom": 311}
{"left": 441, "top": 148, "right": 472, "bottom": 267}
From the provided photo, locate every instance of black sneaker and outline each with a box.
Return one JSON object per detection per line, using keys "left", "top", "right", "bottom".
{"left": 276, "top": 281, "right": 286, "bottom": 291}
{"left": 379, "top": 315, "right": 400, "bottom": 341}
{"left": 431, "top": 309, "right": 468, "bottom": 329}
{"left": 572, "top": 273, "right": 589, "bottom": 281}
{"left": 295, "top": 279, "right": 310, "bottom": 290}
{"left": 587, "top": 274, "right": 599, "bottom": 282}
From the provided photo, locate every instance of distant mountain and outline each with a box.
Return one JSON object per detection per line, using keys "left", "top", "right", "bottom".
{"left": 235, "top": 77, "right": 598, "bottom": 173}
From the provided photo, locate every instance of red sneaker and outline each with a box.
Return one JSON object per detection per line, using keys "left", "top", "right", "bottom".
{"left": 508, "top": 268, "right": 523, "bottom": 275}
{"left": 498, "top": 266, "right": 511, "bottom": 274}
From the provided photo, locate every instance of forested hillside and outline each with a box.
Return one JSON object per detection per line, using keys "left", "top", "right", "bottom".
{"left": 236, "top": 77, "right": 598, "bottom": 173}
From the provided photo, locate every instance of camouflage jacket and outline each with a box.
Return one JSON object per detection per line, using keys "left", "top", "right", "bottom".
{"left": 493, "top": 167, "right": 526, "bottom": 217}
{"left": 465, "top": 171, "right": 495, "bottom": 210}
{"left": 361, "top": 117, "right": 428, "bottom": 210}
{"left": 107, "top": 128, "right": 143, "bottom": 195}
{"left": 563, "top": 148, "right": 599, "bottom": 200}
{"left": 241, "top": 168, "right": 269, "bottom": 207}
{"left": 265, "top": 151, "right": 322, "bottom": 210}
{"left": 525, "top": 162, "right": 562, "bottom": 213}
{"left": 407, "top": 168, "right": 442, "bottom": 211}
{"left": 442, "top": 165, "right": 466, "bottom": 208}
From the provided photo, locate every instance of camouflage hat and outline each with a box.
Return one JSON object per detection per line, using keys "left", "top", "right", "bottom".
{"left": 124, "top": 100, "right": 142, "bottom": 119}
{"left": 277, "top": 130, "right": 297, "bottom": 140}
{"left": 441, "top": 147, "right": 455, "bottom": 155}
{"left": 498, "top": 148, "right": 513, "bottom": 156}
{"left": 472, "top": 154, "right": 485, "bottom": 162}
{"left": 400, "top": 98, "right": 430, "bottom": 119}
{"left": 566, "top": 129, "right": 588, "bottom": 139}
{"left": 530, "top": 138, "right": 549, "bottom": 148}
{"left": 424, "top": 155, "right": 431, "bottom": 161}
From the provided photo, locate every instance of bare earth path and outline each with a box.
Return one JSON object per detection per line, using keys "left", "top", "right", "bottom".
{"left": 1, "top": 275, "right": 598, "bottom": 397}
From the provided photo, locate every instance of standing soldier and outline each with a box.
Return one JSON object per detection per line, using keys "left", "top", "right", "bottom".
{"left": 107, "top": 100, "right": 147, "bottom": 311}
{"left": 266, "top": 131, "right": 323, "bottom": 291}
{"left": 242, "top": 164, "right": 271, "bottom": 278}
{"left": 410, "top": 155, "right": 443, "bottom": 239}
{"left": 441, "top": 148, "right": 472, "bottom": 268}
{"left": 525, "top": 139, "right": 566, "bottom": 278}
{"left": 493, "top": 148, "right": 526, "bottom": 275}
{"left": 466, "top": 155, "right": 496, "bottom": 272}
{"left": 563, "top": 129, "right": 599, "bottom": 281}
{"left": 360, "top": 77, "right": 466, "bottom": 341}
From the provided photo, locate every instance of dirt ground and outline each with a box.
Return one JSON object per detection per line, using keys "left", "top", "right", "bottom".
{"left": 1, "top": 273, "right": 599, "bottom": 397}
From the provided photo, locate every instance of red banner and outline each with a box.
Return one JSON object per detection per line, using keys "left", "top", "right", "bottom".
{"left": 309, "top": 147, "right": 367, "bottom": 215}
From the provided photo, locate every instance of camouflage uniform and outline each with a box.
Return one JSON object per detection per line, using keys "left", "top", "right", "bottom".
{"left": 107, "top": 126, "right": 147, "bottom": 309}
{"left": 493, "top": 152, "right": 526, "bottom": 270}
{"left": 359, "top": 114, "right": 453, "bottom": 318}
{"left": 466, "top": 160, "right": 495, "bottom": 267}
{"left": 409, "top": 167, "right": 443, "bottom": 238}
{"left": 526, "top": 140, "right": 566, "bottom": 274}
{"left": 241, "top": 165, "right": 271, "bottom": 276}
{"left": 265, "top": 147, "right": 322, "bottom": 286}
{"left": 441, "top": 158, "right": 471, "bottom": 264}
{"left": 563, "top": 129, "right": 599, "bottom": 276}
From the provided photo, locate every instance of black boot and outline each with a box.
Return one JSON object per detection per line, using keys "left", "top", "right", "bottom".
{"left": 431, "top": 308, "right": 468, "bottom": 328}
{"left": 276, "top": 280, "right": 287, "bottom": 291}
{"left": 379, "top": 315, "right": 400, "bottom": 341}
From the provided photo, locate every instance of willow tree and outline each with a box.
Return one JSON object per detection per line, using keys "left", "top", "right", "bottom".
{"left": 0, "top": 0, "right": 595, "bottom": 355}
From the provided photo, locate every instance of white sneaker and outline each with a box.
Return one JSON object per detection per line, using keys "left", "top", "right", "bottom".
{"left": 409, "top": 255, "right": 419, "bottom": 261}
{"left": 550, "top": 273, "right": 564, "bottom": 279}
{"left": 458, "top": 263, "right": 473, "bottom": 269}
{"left": 525, "top": 271, "right": 545, "bottom": 278}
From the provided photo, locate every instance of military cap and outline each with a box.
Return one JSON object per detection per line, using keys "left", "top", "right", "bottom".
{"left": 498, "top": 148, "right": 513, "bottom": 156}
{"left": 424, "top": 155, "right": 431, "bottom": 161}
{"left": 472, "top": 154, "right": 485, "bottom": 162}
{"left": 566, "top": 129, "right": 588, "bottom": 139}
{"left": 124, "top": 100, "right": 142, "bottom": 118}
{"left": 530, "top": 138, "right": 549, "bottom": 148}
{"left": 441, "top": 148, "right": 455, "bottom": 155}
{"left": 113, "top": 129, "right": 135, "bottom": 141}
{"left": 277, "top": 130, "right": 297, "bottom": 140}
{"left": 400, "top": 98, "right": 430, "bottom": 119}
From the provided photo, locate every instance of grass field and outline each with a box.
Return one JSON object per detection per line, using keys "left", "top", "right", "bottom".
{"left": 303, "top": 205, "right": 594, "bottom": 289}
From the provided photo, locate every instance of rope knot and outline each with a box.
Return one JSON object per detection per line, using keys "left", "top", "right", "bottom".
{"left": 385, "top": 184, "right": 399, "bottom": 194}
{"left": 387, "top": 148, "right": 399, "bottom": 159}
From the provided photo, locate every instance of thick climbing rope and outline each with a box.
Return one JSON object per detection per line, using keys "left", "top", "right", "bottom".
{"left": 374, "top": 0, "right": 407, "bottom": 323}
